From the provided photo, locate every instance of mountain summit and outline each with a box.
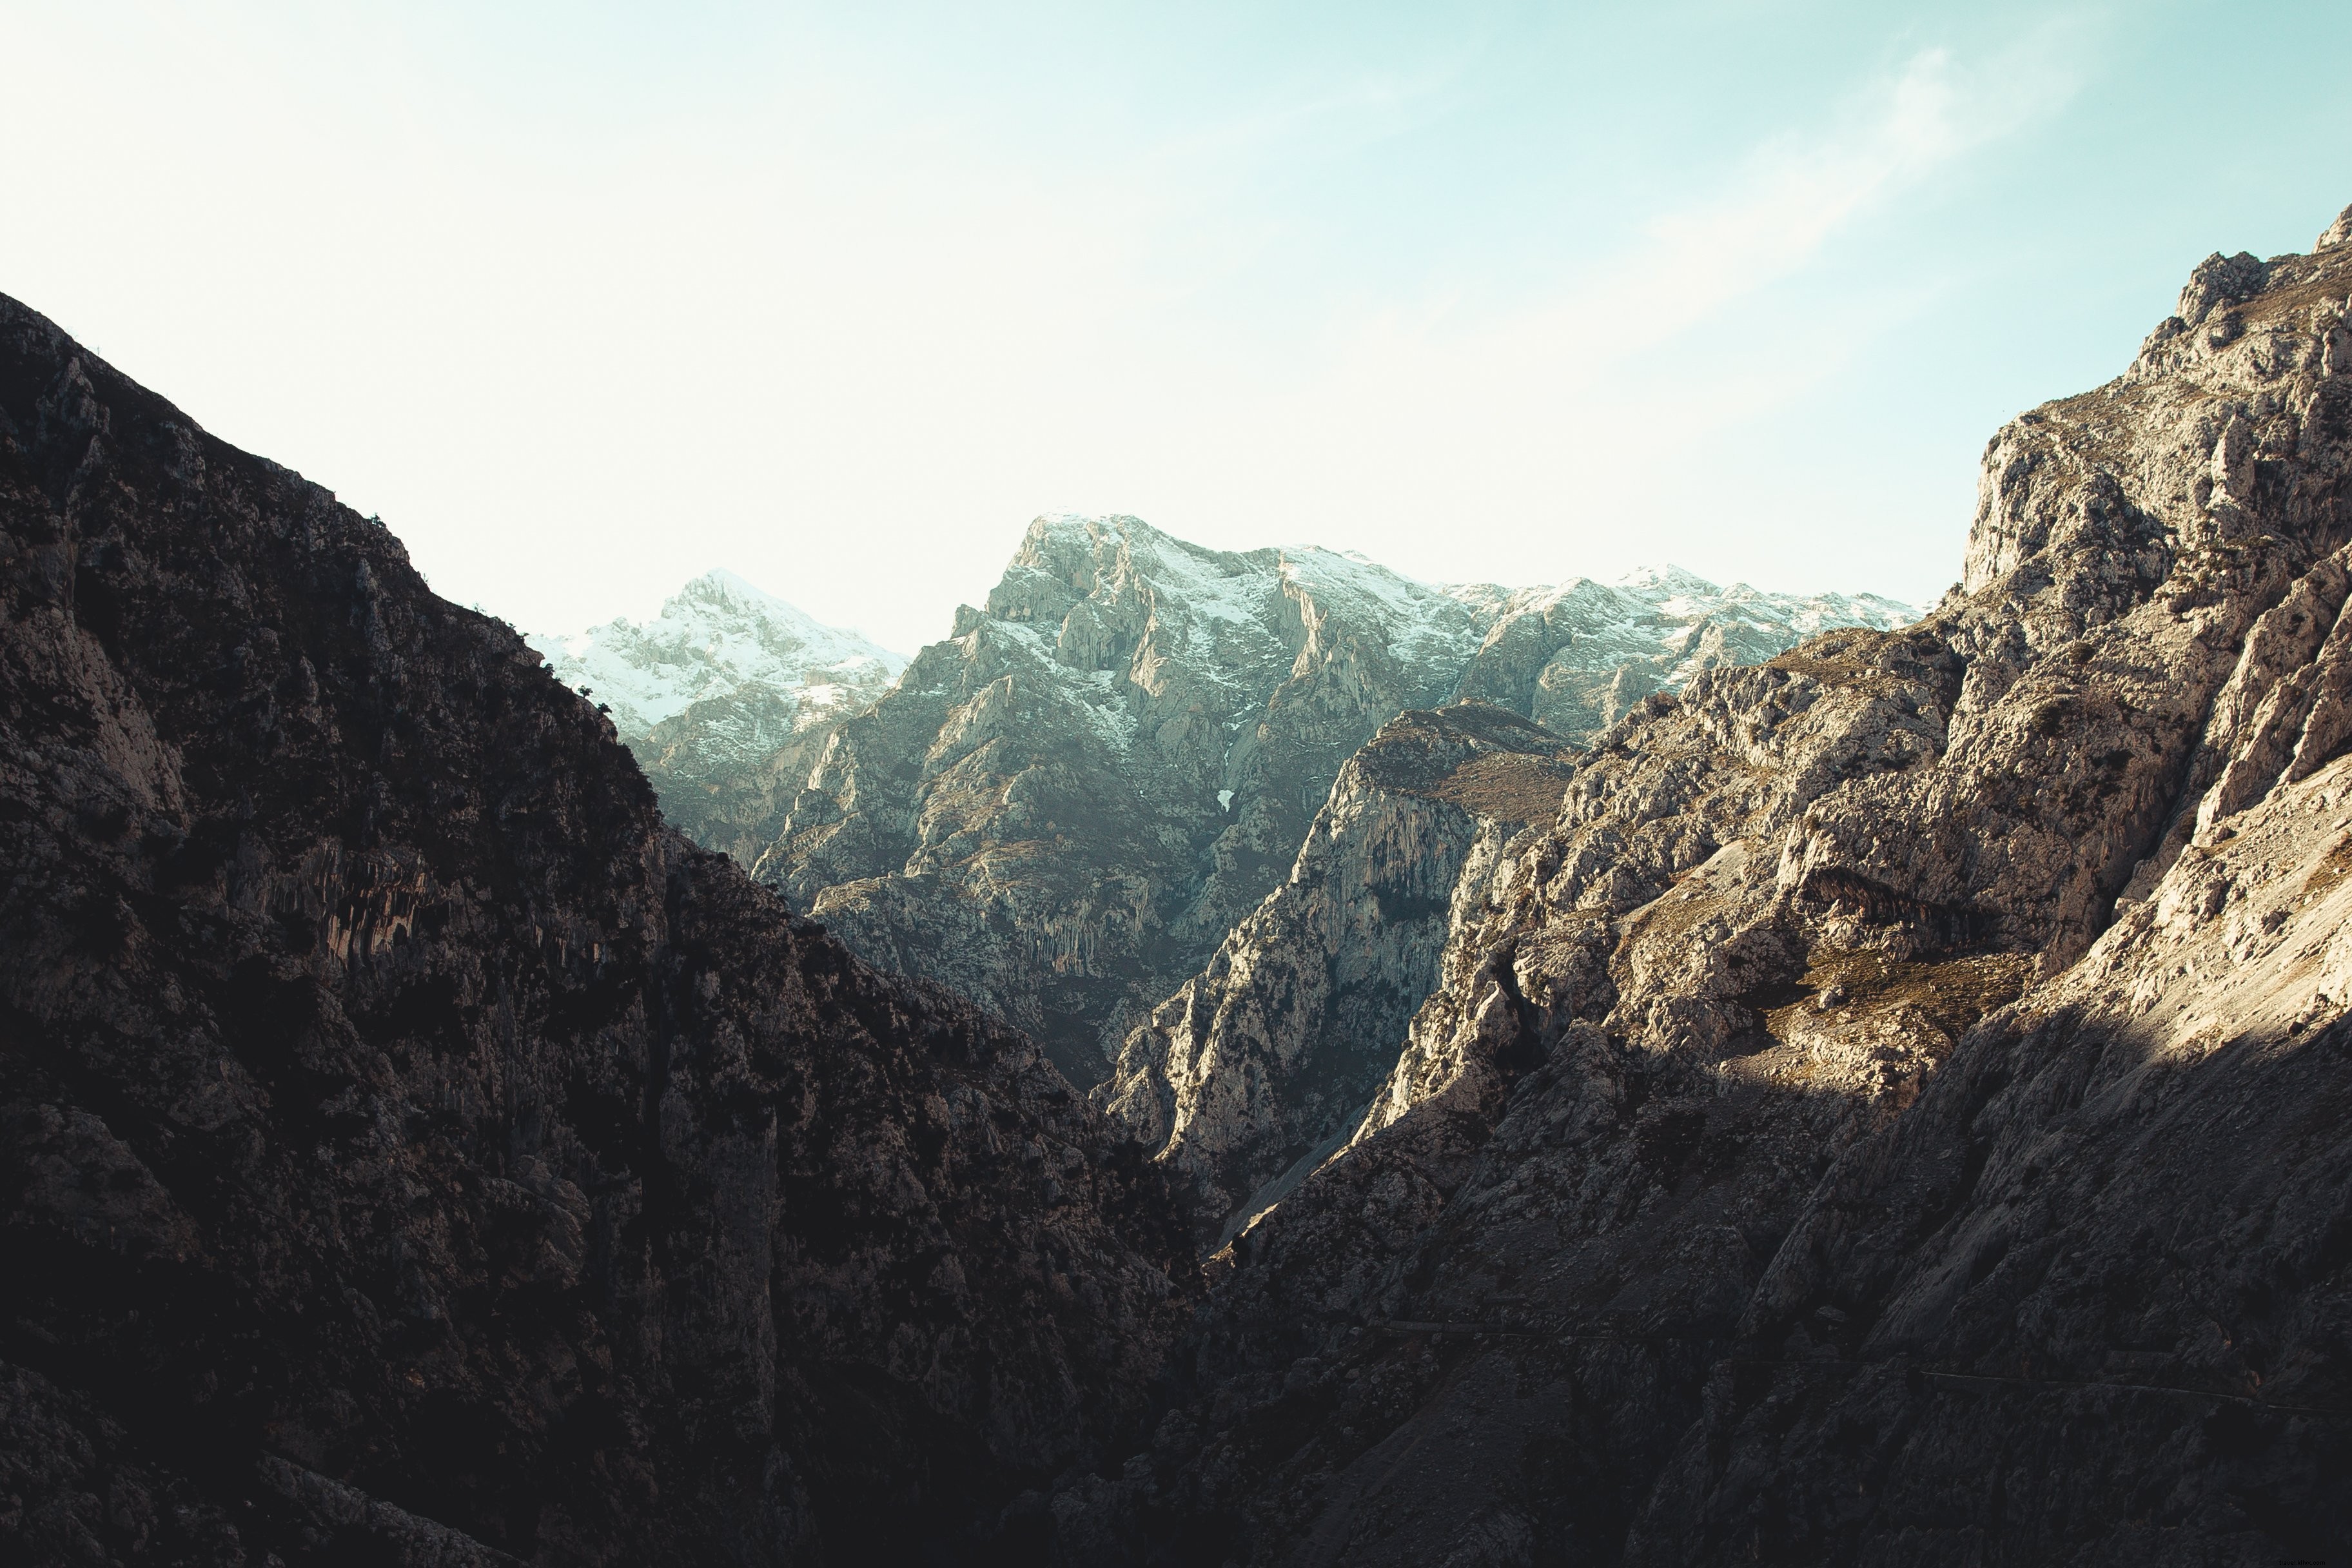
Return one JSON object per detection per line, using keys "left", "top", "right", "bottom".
{"left": 529, "top": 571, "right": 906, "bottom": 860}
{"left": 758, "top": 513, "right": 1492, "bottom": 1079}
{"left": 1449, "top": 564, "right": 1917, "bottom": 738}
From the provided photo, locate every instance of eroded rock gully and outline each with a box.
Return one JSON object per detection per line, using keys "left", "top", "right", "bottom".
{"left": 0, "top": 295, "right": 1191, "bottom": 1566}
{"left": 1045, "top": 211, "right": 2352, "bottom": 1563}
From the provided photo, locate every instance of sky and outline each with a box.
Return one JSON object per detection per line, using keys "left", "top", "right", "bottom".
{"left": 6, "top": 1, "right": 2352, "bottom": 655}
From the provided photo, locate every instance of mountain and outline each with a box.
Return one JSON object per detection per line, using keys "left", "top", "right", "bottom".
{"left": 757, "top": 517, "right": 1494, "bottom": 1083}
{"left": 0, "top": 297, "right": 1186, "bottom": 1566}
{"left": 529, "top": 572, "right": 906, "bottom": 863}
{"left": 1045, "top": 207, "right": 2352, "bottom": 1564}
{"left": 755, "top": 514, "right": 1912, "bottom": 1084}
{"left": 8, "top": 193, "right": 2351, "bottom": 1568}
{"left": 1090, "top": 573, "right": 1923, "bottom": 1226}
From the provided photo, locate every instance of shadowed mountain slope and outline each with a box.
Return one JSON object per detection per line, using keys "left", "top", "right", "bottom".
{"left": 0, "top": 295, "right": 1190, "bottom": 1567}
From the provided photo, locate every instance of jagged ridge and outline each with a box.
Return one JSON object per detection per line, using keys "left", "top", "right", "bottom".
{"left": 756, "top": 513, "right": 1908, "bottom": 1083}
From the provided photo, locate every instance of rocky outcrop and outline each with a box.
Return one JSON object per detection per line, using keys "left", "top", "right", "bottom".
{"left": 531, "top": 571, "right": 905, "bottom": 864}
{"left": 1097, "top": 703, "right": 1575, "bottom": 1239}
{"left": 1630, "top": 677, "right": 2352, "bottom": 1563}
{"left": 0, "top": 296, "right": 1189, "bottom": 1567}
{"left": 1049, "top": 206, "right": 2352, "bottom": 1563}
{"left": 13, "top": 186, "right": 2342, "bottom": 1568}
{"left": 758, "top": 518, "right": 1907, "bottom": 1083}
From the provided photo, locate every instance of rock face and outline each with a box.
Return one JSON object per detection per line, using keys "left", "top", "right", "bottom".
{"left": 1048, "top": 211, "right": 2352, "bottom": 1563}
{"left": 531, "top": 571, "right": 905, "bottom": 864}
{"left": 0, "top": 296, "right": 1188, "bottom": 1567}
{"left": 758, "top": 515, "right": 1908, "bottom": 1083}
{"left": 1098, "top": 703, "right": 1576, "bottom": 1239}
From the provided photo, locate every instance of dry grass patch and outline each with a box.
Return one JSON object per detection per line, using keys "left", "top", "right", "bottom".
{"left": 1429, "top": 750, "right": 1578, "bottom": 824}
{"left": 2300, "top": 832, "right": 2352, "bottom": 901}
{"left": 1762, "top": 947, "right": 2034, "bottom": 1045}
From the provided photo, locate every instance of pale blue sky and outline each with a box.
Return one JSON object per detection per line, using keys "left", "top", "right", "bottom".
{"left": 6, "top": 1, "right": 2351, "bottom": 651}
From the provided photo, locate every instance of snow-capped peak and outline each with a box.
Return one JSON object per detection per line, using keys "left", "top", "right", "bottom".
{"left": 529, "top": 572, "right": 908, "bottom": 742}
{"left": 678, "top": 566, "right": 801, "bottom": 616}
{"left": 1613, "top": 563, "right": 1722, "bottom": 603}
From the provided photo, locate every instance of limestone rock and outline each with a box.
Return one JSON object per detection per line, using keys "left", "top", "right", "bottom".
{"left": 756, "top": 518, "right": 1494, "bottom": 1081}
{"left": 2318, "top": 202, "right": 2352, "bottom": 251}
{"left": 1451, "top": 565, "right": 1914, "bottom": 741}
{"left": 758, "top": 520, "right": 1908, "bottom": 1084}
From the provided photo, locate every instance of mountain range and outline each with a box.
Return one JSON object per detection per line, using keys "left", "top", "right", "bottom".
{"left": 545, "top": 529, "right": 1911, "bottom": 1083}
{"left": 5, "top": 199, "right": 2351, "bottom": 1566}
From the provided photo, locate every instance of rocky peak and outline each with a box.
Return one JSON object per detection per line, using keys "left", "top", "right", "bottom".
{"left": 528, "top": 570, "right": 906, "bottom": 862}
{"left": 532, "top": 568, "right": 903, "bottom": 741}
{"left": 1606, "top": 560, "right": 1720, "bottom": 603}
{"left": 755, "top": 514, "right": 1482, "bottom": 1081}
{"left": 2318, "top": 201, "right": 2352, "bottom": 251}
{"left": 1450, "top": 565, "right": 1915, "bottom": 740}
{"left": 2175, "top": 248, "right": 2270, "bottom": 326}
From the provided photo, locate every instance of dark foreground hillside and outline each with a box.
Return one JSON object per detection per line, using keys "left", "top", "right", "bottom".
{"left": 0, "top": 294, "right": 1190, "bottom": 1567}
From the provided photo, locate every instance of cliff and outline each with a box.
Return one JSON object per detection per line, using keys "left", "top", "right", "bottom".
{"left": 756, "top": 517, "right": 1906, "bottom": 1084}
{"left": 758, "top": 517, "right": 1489, "bottom": 1081}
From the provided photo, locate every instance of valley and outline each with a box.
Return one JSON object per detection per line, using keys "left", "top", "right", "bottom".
{"left": 5, "top": 199, "right": 2352, "bottom": 1566}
